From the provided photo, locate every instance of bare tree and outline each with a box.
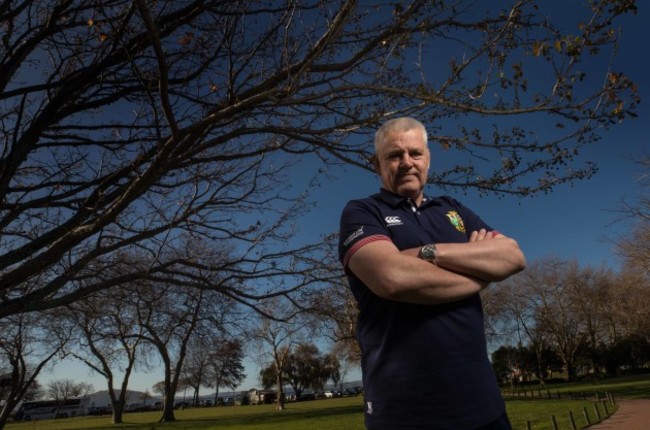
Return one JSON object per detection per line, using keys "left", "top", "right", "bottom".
{"left": 311, "top": 272, "right": 361, "bottom": 364}
{"left": 607, "top": 270, "right": 650, "bottom": 344}
{"left": 0, "top": 0, "right": 640, "bottom": 319}
{"left": 306, "top": 235, "right": 361, "bottom": 364}
{"left": 528, "top": 259, "right": 589, "bottom": 381}
{"left": 250, "top": 303, "right": 313, "bottom": 410}
{"left": 614, "top": 157, "right": 650, "bottom": 276}
{"left": 181, "top": 337, "right": 213, "bottom": 406}
{"left": 46, "top": 378, "right": 94, "bottom": 401}
{"left": 563, "top": 263, "right": 617, "bottom": 374}
{"left": 135, "top": 283, "right": 203, "bottom": 422}
{"left": 62, "top": 285, "right": 149, "bottom": 424}
{"left": 134, "top": 278, "right": 234, "bottom": 422}
{"left": 46, "top": 378, "right": 94, "bottom": 418}
{"left": 490, "top": 258, "right": 601, "bottom": 381}
{"left": 0, "top": 313, "right": 67, "bottom": 429}
{"left": 484, "top": 272, "right": 552, "bottom": 383}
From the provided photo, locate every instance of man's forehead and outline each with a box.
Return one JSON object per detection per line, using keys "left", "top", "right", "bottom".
{"left": 381, "top": 131, "right": 427, "bottom": 150}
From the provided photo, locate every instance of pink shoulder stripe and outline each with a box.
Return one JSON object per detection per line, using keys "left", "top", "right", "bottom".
{"left": 343, "top": 234, "right": 391, "bottom": 267}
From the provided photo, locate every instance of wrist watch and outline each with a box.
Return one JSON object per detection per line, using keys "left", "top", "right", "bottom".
{"left": 418, "top": 243, "right": 437, "bottom": 263}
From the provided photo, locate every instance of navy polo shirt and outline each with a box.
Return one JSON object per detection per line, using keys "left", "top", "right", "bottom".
{"left": 339, "top": 188, "right": 505, "bottom": 430}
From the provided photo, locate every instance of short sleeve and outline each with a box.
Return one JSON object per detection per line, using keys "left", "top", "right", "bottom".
{"left": 338, "top": 199, "right": 391, "bottom": 269}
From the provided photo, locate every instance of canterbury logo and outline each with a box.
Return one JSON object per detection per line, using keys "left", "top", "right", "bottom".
{"left": 385, "top": 216, "right": 403, "bottom": 226}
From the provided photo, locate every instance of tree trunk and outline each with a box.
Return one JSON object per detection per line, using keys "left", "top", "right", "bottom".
{"left": 0, "top": 398, "right": 20, "bottom": 430}
{"left": 213, "top": 384, "right": 220, "bottom": 405}
{"left": 160, "top": 391, "right": 176, "bottom": 422}
{"left": 275, "top": 374, "right": 285, "bottom": 410}
{"left": 111, "top": 403, "right": 124, "bottom": 424}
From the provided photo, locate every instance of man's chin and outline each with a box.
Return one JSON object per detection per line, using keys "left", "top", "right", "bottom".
{"left": 395, "top": 185, "right": 423, "bottom": 199}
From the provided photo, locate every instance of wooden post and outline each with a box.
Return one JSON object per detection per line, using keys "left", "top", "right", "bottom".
{"left": 547, "top": 390, "right": 551, "bottom": 399}
{"left": 551, "top": 415, "right": 558, "bottom": 430}
{"left": 557, "top": 390, "right": 561, "bottom": 399}
{"left": 538, "top": 389, "right": 542, "bottom": 399}
{"left": 595, "top": 391, "right": 600, "bottom": 401}
{"left": 568, "top": 410, "right": 577, "bottom": 430}
{"left": 526, "top": 421, "right": 532, "bottom": 430}
{"left": 583, "top": 406, "right": 591, "bottom": 425}
{"left": 602, "top": 400, "right": 609, "bottom": 417}
{"left": 594, "top": 402, "right": 601, "bottom": 421}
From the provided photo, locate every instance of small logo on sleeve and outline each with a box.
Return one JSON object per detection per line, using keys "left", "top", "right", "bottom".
{"left": 343, "top": 226, "right": 364, "bottom": 247}
{"left": 445, "top": 211, "right": 466, "bottom": 233}
{"left": 384, "top": 216, "right": 403, "bottom": 226}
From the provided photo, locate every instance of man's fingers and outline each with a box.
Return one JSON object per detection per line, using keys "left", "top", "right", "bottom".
{"left": 470, "top": 229, "right": 495, "bottom": 241}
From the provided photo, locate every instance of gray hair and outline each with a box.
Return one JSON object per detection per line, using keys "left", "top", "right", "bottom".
{"left": 374, "top": 117, "right": 428, "bottom": 153}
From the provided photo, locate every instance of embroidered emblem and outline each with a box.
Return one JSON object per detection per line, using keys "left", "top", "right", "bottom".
{"left": 446, "top": 211, "right": 466, "bottom": 233}
{"left": 385, "top": 216, "right": 403, "bottom": 226}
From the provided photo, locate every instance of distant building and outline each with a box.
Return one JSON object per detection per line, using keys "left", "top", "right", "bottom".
{"left": 85, "top": 389, "right": 157, "bottom": 414}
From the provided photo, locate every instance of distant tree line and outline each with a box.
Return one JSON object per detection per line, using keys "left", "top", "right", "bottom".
{"left": 259, "top": 343, "right": 340, "bottom": 402}
{"left": 486, "top": 160, "right": 650, "bottom": 385}
{"left": 0, "top": 277, "right": 250, "bottom": 425}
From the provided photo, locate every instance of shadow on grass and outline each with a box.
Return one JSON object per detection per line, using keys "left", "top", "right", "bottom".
{"left": 47, "top": 402, "right": 365, "bottom": 430}
{"left": 189, "top": 404, "right": 364, "bottom": 426}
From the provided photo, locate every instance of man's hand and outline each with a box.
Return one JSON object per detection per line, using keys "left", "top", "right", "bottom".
{"left": 469, "top": 229, "right": 500, "bottom": 242}
{"left": 435, "top": 230, "right": 525, "bottom": 282}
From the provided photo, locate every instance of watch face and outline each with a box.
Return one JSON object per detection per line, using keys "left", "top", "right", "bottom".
{"left": 421, "top": 244, "right": 436, "bottom": 261}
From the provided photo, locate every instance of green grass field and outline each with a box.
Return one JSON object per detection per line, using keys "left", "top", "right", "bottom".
{"left": 6, "top": 374, "right": 649, "bottom": 430}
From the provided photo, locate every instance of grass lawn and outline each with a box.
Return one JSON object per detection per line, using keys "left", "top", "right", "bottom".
{"left": 507, "top": 399, "right": 614, "bottom": 430}
{"left": 5, "top": 374, "right": 649, "bottom": 430}
{"left": 5, "top": 398, "right": 366, "bottom": 430}
{"left": 548, "top": 373, "right": 650, "bottom": 400}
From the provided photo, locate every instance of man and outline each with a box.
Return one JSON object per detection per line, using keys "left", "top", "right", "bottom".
{"left": 338, "top": 117, "right": 526, "bottom": 430}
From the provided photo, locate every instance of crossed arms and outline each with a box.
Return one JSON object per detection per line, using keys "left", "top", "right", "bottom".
{"left": 347, "top": 229, "right": 526, "bottom": 305}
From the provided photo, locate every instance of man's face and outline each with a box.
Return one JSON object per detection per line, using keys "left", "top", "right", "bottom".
{"left": 375, "top": 129, "right": 430, "bottom": 202}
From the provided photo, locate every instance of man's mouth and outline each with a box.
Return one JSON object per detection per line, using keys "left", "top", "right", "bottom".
{"left": 398, "top": 173, "right": 418, "bottom": 182}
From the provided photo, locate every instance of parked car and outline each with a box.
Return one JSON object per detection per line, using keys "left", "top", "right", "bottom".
{"left": 343, "top": 386, "right": 363, "bottom": 396}
{"left": 298, "top": 392, "right": 316, "bottom": 401}
{"left": 87, "top": 405, "right": 111, "bottom": 416}
{"left": 199, "top": 399, "right": 213, "bottom": 407}
{"left": 173, "top": 401, "right": 191, "bottom": 409}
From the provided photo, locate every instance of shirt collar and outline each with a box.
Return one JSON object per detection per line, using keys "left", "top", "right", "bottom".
{"left": 377, "top": 188, "right": 442, "bottom": 208}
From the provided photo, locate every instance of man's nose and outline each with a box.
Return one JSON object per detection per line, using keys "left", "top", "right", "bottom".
{"left": 399, "top": 154, "right": 414, "bottom": 169}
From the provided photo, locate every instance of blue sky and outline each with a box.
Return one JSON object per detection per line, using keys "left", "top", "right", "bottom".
{"left": 305, "top": 5, "right": 650, "bottom": 273}
{"left": 43, "top": 3, "right": 649, "bottom": 394}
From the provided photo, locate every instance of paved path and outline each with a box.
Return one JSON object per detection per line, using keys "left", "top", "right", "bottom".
{"left": 588, "top": 399, "right": 650, "bottom": 430}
